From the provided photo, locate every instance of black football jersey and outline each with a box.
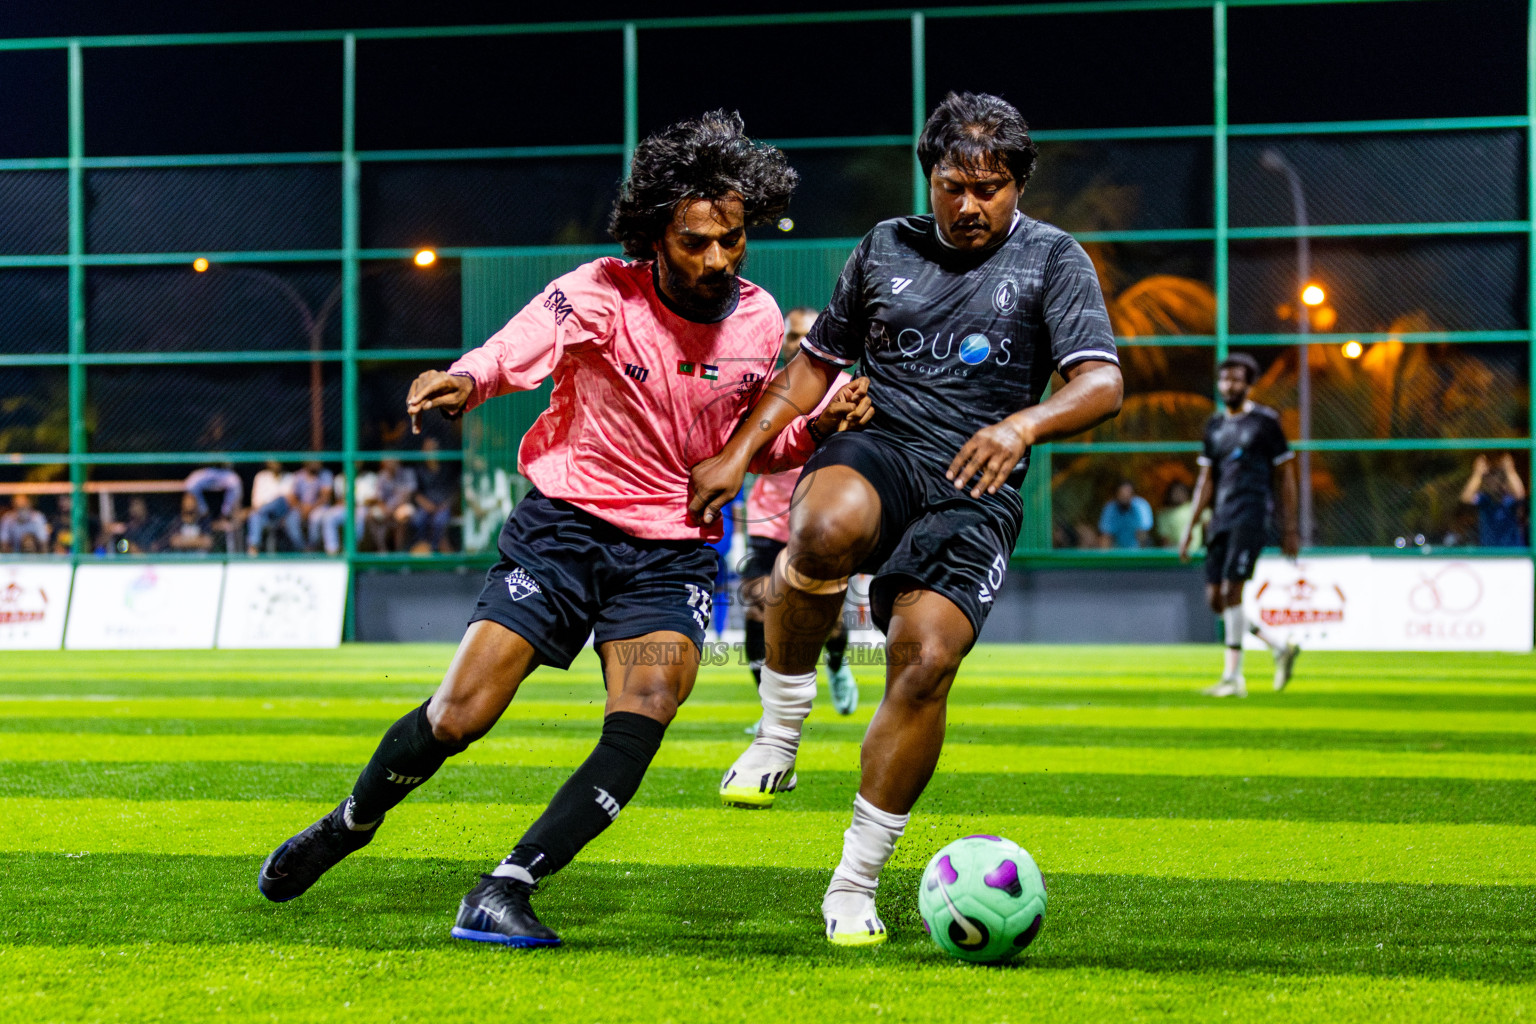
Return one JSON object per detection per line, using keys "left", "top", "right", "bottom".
{"left": 1199, "top": 403, "right": 1294, "bottom": 531}
{"left": 801, "top": 213, "right": 1118, "bottom": 488}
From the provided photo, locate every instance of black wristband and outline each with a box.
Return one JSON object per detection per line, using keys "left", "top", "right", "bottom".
{"left": 806, "top": 417, "right": 829, "bottom": 444}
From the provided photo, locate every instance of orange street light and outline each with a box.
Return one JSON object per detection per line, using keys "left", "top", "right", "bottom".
{"left": 1301, "top": 284, "right": 1326, "bottom": 307}
{"left": 192, "top": 257, "right": 210, "bottom": 272}
{"left": 414, "top": 248, "right": 437, "bottom": 267}
{"left": 1342, "top": 340, "right": 1363, "bottom": 359}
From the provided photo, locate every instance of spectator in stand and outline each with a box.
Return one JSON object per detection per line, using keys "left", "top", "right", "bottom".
{"left": 355, "top": 465, "right": 385, "bottom": 551}
{"left": 309, "top": 471, "right": 348, "bottom": 556}
{"left": 112, "top": 497, "right": 160, "bottom": 554}
{"left": 375, "top": 459, "right": 419, "bottom": 552}
{"left": 1098, "top": 479, "right": 1154, "bottom": 549}
{"left": 185, "top": 465, "right": 244, "bottom": 521}
{"left": 1460, "top": 454, "right": 1528, "bottom": 547}
{"left": 166, "top": 493, "right": 214, "bottom": 553}
{"left": 50, "top": 495, "right": 73, "bottom": 553}
{"left": 411, "top": 440, "right": 457, "bottom": 554}
{"left": 290, "top": 462, "right": 335, "bottom": 550}
{"left": 247, "top": 461, "right": 303, "bottom": 555}
{"left": 0, "top": 495, "right": 51, "bottom": 553}
{"left": 1157, "top": 480, "right": 1205, "bottom": 551}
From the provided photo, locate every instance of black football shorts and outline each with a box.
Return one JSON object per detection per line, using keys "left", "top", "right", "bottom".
{"left": 1204, "top": 518, "right": 1268, "bottom": 585}
{"left": 796, "top": 432, "right": 1022, "bottom": 640}
{"left": 469, "top": 490, "right": 718, "bottom": 669}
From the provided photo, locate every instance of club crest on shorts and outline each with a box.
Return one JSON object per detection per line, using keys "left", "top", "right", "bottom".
{"left": 506, "top": 567, "right": 542, "bottom": 602}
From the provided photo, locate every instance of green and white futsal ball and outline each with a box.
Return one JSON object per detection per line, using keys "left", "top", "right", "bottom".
{"left": 918, "top": 834, "right": 1047, "bottom": 963}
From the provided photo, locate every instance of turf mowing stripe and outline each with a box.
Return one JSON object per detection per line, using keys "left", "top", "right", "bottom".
{"left": 10, "top": 733, "right": 1536, "bottom": 781}
{"left": 4, "top": 715, "right": 1532, "bottom": 755}
{"left": 5, "top": 798, "right": 1534, "bottom": 885}
{"left": 1, "top": 943, "right": 1531, "bottom": 1024}
{"left": 8, "top": 761, "right": 1534, "bottom": 826}
{"left": 5, "top": 859, "right": 1533, "bottom": 977}
{"left": 2, "top": 696, "right": 1531, "bottom": 735}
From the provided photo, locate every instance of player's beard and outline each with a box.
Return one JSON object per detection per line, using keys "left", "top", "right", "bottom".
{"left": 659, "top": 250, "right": 742, "bottom": 320}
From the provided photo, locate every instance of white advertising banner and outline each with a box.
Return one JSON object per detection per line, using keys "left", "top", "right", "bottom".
{"left": 1373, "top": 557, "right": 1533, "bottom": 652}
{"left": 1245, "top": 555, "right": 1532, "bottom": 652}
{"left": 1246, "top": 555, "right": 1375, "bottom": 650}
{"left": 216, "top": 561, "right": 348, "bottom": 649}
{"left": 0, "top": 562, "right": 75, "bottom": 650}
{"left": 65, "top": 564, "right": 224, "bottom": 650}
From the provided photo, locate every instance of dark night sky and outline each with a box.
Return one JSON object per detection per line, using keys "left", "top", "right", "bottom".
{"left": 0, "top": 0, "right": 1525, "bottom": 158}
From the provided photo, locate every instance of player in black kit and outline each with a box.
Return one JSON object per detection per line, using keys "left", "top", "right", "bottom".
{"left": 689, "top": 92, "right": 1123, "bottom": 945}
{"left": 1179, "top": 352, "right": 1301, "bottom": 697}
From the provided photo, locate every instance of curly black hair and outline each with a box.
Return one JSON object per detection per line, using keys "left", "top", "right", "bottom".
{"left": 917, "top": 91, "right": 1039, "bottom": 190}
{"left": 610, "top": 110, "right": 799, "bottom": 258}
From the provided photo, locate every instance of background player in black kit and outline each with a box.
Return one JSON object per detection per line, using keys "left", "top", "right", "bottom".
{"left": 1179, "top": 353, "right": 1301, "bottom": 697}
{"left": 689, "top": 92, "right": 1124, "bottom": 946}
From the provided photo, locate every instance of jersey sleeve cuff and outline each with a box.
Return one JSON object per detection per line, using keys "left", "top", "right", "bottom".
{"left": 799, "top": 336, "right": 857, "bottom": 368}
{"left": 1272, "top": 450, "right": 1297, "bottom": 465}
{"left": 1057, "top": 349, "right": 1120, "bottom": 371}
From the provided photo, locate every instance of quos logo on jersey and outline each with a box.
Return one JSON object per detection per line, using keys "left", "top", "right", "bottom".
{"left": 872, "top": 322, "right": 1015, "bottom": 367}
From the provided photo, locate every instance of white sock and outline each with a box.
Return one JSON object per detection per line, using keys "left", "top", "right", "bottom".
{"left": 756, "top": 665, "right": 816, "bottom": 758}
{"left": 1222, "top": 605, "right": 1246, "bottom": 677}
{"left": 830, "top": 794, "right": 909, "bottom": 894}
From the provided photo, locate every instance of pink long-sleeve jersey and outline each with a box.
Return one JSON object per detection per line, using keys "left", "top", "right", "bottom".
{"left": 449, "top": 257, "right": 817, "bottom": 542}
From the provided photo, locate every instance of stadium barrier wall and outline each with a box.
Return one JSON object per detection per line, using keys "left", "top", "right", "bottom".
{"left": 0, "top": 559, "right": 348, "bottom": 650}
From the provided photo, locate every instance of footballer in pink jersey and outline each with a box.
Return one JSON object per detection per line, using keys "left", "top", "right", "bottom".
{"left": 740, "top": 306, "right": 860, "bottom": 724}
{"left": 257, "top": 111, "right": 872, "bottom": 948}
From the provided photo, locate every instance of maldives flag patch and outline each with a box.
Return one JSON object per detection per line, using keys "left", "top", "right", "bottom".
{"left": 677, "top": 361, "right": 696, "bottom": 376}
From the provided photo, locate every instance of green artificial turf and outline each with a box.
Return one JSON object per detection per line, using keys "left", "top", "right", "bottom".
{"left": 1, "top": 644, "right": 1533, "bottom": 1022}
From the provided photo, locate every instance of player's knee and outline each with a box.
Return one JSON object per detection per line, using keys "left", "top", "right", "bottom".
{"left": 886, "top": 645, "right": 963, "bottom": 707}
{"left": 615, "top": 679, "right": 681, "bottom": 724}
{"left": 788, "top": 516, "right": 868, "bottom": 580}
{"left": 425, "top": 702, "right": 489, "bottom": 749}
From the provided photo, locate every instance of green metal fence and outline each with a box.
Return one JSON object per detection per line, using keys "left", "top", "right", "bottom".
{"left": 2, "top": 0, "right": 1533, "bottom": 605}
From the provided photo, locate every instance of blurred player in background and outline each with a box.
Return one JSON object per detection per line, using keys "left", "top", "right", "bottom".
{"left": 257, "top": 111, "right": 871, "bottom": 948}
{"left": 1179, "top": 352, "right": 1301, "bottom": 697}
{"left": 690, "top": 92, "right": 1123, "bottom": 946}
{"left": 741, "top": 305, "right": 859, "bottom": 732}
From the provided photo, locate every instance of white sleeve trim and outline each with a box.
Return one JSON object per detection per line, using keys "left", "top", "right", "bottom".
{"left": 799, "top": 336, "right": 857, "bottom": 368}
{"left": 1196, "top": 456, "right": 1212, "bottom": 467}
{"left": 1057, "top": 348, "right": 1120, "bottom": 369}
{"left": 1272, "top": 450, "right": 1296, "bottom": 465}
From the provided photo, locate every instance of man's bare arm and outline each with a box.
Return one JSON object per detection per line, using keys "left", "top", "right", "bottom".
{"left": 686, "top": 352, "right": 843, "bottom": 524}
{"left": 947, "top": 360, "right": 1123, "bottom": 498}
{"left": 1276, "top": 457, "right": 1300, "bottom": 558}
{"left": 1179, "top": 464, "right": 1214, "bottom": 561}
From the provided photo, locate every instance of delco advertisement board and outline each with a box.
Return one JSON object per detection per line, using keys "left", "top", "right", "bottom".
{"left": 1245, "top": 555, "right": 1533, "bottom": 652}
{"left": 0, "top": 563, "right": 75, "bottom": 650}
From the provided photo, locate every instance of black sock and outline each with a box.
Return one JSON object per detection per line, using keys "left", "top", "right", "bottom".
{"left": 501, "top": 711, "right": 666, "bottom": 881}
{"left": 745, "top": 618, "right": 765, "bottom": 689}
{"left": 825, "top": 626, "right": 848, "bottom": 673}
{"left": 349, "top": 700, "right": 468, "bottom": 824}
